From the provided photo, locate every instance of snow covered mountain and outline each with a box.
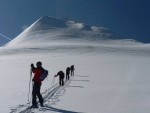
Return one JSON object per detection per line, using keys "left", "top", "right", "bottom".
{"left": 5, "top": 16, "right": 140, "bottom": 48}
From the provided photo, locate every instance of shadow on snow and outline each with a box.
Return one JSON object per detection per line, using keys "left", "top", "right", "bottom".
{"left": 42, "top": 106, "right": 83, "bottom": 113}
{"left": 68, "top": 85, "right": 84, "bottom": 88}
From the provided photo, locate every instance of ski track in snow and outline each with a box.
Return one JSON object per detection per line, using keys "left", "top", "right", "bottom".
{"left": 10, "top": 76, "right": 73, "bottom": 113}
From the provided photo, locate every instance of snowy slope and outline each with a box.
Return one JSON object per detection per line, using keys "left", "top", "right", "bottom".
{"left": 0, "top": 16, "right": 150, "bottom": 113}
{"left": 2, "top": 16, "right": 145, "bottom": 56}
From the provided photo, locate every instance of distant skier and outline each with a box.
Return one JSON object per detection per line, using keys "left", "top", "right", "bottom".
{"left": 70, "top": 65, "right": 75, "bottom": 76}
{"left": 55, "top": 71, "right": 65, "bottom": 86}
{"left": 30, "top": 61, "right": 44, "bottom": 108}
{"left": 66, "top": 67, "right": 70, "bottom": 80}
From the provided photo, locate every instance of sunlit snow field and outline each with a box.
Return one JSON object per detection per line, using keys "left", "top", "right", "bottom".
{"left": 0, "top": 16, "right": 150, "bottom": 113}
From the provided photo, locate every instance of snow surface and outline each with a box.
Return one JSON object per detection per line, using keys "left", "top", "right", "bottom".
{"left": 0, "top": 16, "right": 150, "bottom": 113}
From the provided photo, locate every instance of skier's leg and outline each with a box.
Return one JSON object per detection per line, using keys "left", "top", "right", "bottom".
{"left": 73, "top": 70, "right": 74, "bottom": 76}
{"left": 32, "top": 83, "right": 37, "bottom": 107}
{"left": 62, "top": 78, "right": 64, "bottom": 86}
{"left": 66, "top": 74, "right": 69, "bottom": 80}
{"left": 36, "top": 84, "right": 43, "bottom": 107}
{"left": 59, "top": 78, "right": 61, "bottom": 86}
{"left": 66, "top": 74, "right": 67, "bottom": 80}
{"left": 70, "top": 71, "right": 72, "bottom": 76}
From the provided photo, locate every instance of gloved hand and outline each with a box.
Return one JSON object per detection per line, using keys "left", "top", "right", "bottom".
{"left": 30, "top": 63, "right": 34, "bottom": 69}
{"left": 32, "top": 78, "right": 35, "bottom": 82}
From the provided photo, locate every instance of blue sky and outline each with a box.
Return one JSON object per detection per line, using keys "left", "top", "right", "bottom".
{"left": 0, "top": 0, "right": 150, "bottom": 45}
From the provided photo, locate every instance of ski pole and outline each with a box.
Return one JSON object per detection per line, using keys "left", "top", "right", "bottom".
{"left": 28, "top": 69, "right": 32, "bottom": 102}
{"left": 51, "top": 76, "right": 55, "bottom": 86}
{"left": 75, "top": 69, "right": 78, "bottom": 76}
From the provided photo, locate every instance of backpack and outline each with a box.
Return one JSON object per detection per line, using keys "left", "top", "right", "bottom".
{"left": 58, "top": 71, "right": 64, "bottom": 78}
{"left": 40, "top": 70, "right": 48, "bottom": 81}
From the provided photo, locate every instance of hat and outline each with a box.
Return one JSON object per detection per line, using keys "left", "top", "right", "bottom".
{"left": 36, "top": 61, "right": 42, "bottom": 66}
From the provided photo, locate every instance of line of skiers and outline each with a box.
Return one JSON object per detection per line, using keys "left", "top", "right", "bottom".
{"left": 30, "top": 61, "right": 75, "bottom": 108}
{"left": 55, "top": 65, "right": 75, "bottom": 86}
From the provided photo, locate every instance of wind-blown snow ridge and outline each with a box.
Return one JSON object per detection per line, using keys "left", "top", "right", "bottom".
{"left": 5, "top": 16, "right": 141, "bottom": 48}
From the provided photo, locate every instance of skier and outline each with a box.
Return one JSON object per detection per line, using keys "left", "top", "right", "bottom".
{"left": 70, "top": 65, "right": 75, "bottom": 76}
{"left": 66, "top": 67, "right": 70, "bottom": 80}
{"left": 55, "top": 71, "right": 65, "bottom": 86}
{"left": 30, "top": 61, "right": 44, "bottom": 108}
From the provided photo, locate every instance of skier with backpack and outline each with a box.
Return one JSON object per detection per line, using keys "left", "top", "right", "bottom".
{"left": 70, "top": 65, "right": 75, "bottom": 76}
{"left": 66, "top": 67, "right": 70, "bottom": 80}
{"left": 55, "top": 71, "right": 65, "bottom": 86}
{"left": 30, "top": 61, "right": 48, "bottom": 108}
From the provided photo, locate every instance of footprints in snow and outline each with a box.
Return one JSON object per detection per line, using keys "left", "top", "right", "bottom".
{"left": 10, "top": 78, "right": 71, "bottom": 113}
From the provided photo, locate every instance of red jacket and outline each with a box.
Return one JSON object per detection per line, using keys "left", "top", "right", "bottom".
{"left": 32, "top": 67, "right": 44, "bottom": 84}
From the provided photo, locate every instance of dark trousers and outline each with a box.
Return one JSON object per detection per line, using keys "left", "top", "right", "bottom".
{"left": 59, "top": 77, "right": 64, "bottom": 86}
{"left": 71, "top": 70, "right": 74, "bottom": 76}
{"left": 66, "top": 73, "right": 70, "bottom": 80}
{"left": 32, "top": 82, "right": 43, "bottom": 106}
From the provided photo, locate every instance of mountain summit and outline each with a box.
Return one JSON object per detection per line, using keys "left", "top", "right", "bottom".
{"left": 6, "top": 16, "right": 138, "bottom": 48}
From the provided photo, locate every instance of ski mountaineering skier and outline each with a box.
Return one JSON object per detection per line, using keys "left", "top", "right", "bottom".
{"left": 70, "top": 65, "right": 75, "bottom": 76}
{"left": 55, "top": 71, "right": 65, "bottom": 86}
{"left": 30, "top": 61, "right": 44, "bottom": 108}
{"left": 66, "top": 67, "right": 70, "bottom": 80}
